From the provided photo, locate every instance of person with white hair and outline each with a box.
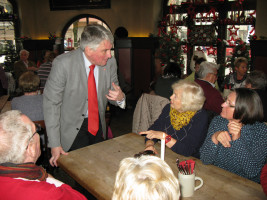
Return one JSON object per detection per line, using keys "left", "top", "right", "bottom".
{"left": 0, "top": 110, "right": 86, "bottom": 199}
{"left": 195, "top": 61, "right": 224, "bottom": 115}
{"left": 186, "top": 51, "right": 220, "bottom": 90}
{"left": 14, "top": 49, "right": 38, "bottom": 81}
{"left": 112, "top": 155, "right": 180, "bottom": 200}
{"left": 140, "top": 80, "right": 208, "bottom": 158}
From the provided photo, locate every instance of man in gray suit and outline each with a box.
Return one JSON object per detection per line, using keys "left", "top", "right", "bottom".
{"left": 43, "top": 24, "right": 125, "bottom": 167}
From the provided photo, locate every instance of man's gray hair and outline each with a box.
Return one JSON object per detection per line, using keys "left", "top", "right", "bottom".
{"left": 0, "top": 110, "right": 32, "bottom": 163}
{"left": 20, "top": 49, "right": 29, "bottom": 56}
{"left": 197, "top": 61, "right": 218, "bottom": 79}
{"left": 80, "top": 24, "right": 114, "bottom": 51}
{"left": 246, "top": 70, "right": 267, "bottom": 90}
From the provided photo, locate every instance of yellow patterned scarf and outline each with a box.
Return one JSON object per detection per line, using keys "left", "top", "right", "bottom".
{"left": 170, "top": 107, "right": 197, "bottom": 131}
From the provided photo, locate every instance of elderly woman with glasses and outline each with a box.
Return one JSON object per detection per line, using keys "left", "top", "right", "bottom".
{"left": 140, "top": 80, "right": 208, "bottom": 158}
{"left": 200, "top": 88, "right": 267, "bottom": 183}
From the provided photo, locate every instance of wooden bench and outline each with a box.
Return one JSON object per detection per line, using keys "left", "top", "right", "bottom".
{"left": 0, "top": 95, "right": 9, "bottom": 113}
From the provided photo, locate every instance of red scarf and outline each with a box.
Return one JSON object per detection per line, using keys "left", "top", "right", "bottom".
{"left": 0, "top": 162, "right": 48, "bottom": 181}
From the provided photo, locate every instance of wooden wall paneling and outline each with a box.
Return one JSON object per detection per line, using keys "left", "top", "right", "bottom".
{"left": 133, "top": 48, "right": 152, "bottom": 97}
{"left": 117, "top": 48, "right": 131, "bottom": 85}
{"left": 250, "top": 40, "right": 267, "bottom": 74}
{"left": 115, "top": 37, "right": 157, "bottom": 99}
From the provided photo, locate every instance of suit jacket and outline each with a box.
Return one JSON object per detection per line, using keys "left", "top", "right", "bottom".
{"left": 185, "top": 71, "right": 220, "bottom": 90}
{"left": 195, "top": 79, "right": 224, "bottom": 115}
{"left": 14, "top": 60, "right": 36, "bottom": 80}
{"left": 43, "top": 48, "right": 120, "bottom": 151}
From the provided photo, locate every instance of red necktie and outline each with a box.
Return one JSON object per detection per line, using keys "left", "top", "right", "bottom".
{"left": 88, "top": 64, "right": 99, "bottom": 135}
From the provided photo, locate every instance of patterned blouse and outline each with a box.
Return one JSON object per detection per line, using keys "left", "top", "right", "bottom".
{"left": 200, "top": 115, "right": 267, "bottom": 183}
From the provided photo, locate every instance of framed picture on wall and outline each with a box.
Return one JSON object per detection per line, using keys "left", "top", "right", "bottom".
{"left": 49, "top": 0, "right": 110, "bottom": 11}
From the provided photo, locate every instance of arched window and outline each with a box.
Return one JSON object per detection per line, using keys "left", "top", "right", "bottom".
{"left": 0, "top": 0, "right": 19, "bottom": 69}
{"left": 61, "top": 14, "right": 110, "bottom": 52}
{"left": 0, "top": 0, "right": 14, "bottom": 41}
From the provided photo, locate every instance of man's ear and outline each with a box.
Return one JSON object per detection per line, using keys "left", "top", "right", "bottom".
{"left": 24, "top": 142, "right": 36, "bottom": 162}
{"left": 84, "top": 46, "right": 93, "bottom": 56}
{"left": 205, "top": 73, "right": 212, "bottom": 81}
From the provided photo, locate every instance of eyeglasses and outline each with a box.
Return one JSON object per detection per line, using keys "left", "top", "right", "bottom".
{"left": 224, "top": 98, "right": 235, "bottom": 108}
{"left": 25, "top": 123, "right": 41, "bottom": 150}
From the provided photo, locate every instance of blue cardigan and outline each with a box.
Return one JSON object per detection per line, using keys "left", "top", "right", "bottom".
{"left": 200, "top": 115, "right": 267, "bottom": 183}
{"left": 146, "top": 104, "right": 208, "bottom": 157}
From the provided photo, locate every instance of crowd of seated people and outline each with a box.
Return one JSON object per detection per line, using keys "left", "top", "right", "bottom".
{"left": 2, "top": 45, "right": 267, "bottom": 197}
{"left": 139, "top": 53, "right": 267, "bottom": 187}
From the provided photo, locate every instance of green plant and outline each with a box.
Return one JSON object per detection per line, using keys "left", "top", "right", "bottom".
{"left": 230, "top": 38, "right": 250, "bottom": 69}
{"left": 3, "top": 40, "right": 19, "bottom": 72}
{"left": 157, "top": 32, "right": 184, "bottom": 67}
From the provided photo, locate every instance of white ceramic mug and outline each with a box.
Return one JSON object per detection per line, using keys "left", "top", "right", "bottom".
{"left": 178, "top": 172, "right": 203, "bottom": 197}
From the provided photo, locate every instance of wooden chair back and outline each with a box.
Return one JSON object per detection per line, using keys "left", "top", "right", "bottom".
{"left": 33, "top": 120, "right": 50, "bottom": 168}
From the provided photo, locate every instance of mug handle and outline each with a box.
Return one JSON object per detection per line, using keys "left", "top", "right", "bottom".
{"left": 194, "top": 176, "right": 203, "bottom": 191}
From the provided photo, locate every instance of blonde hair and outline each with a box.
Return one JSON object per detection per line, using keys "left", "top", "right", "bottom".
{"left": 234, "top": 57, "right": 248, "bottom": 68}
{"left": 0, "top": 110, "right": 32, "bottom": 163}
{"left": 172, "top": 79, "right": 205, "bottom": 112}
{"left": 112, "top": 155, "right": 180, "bottom": 200}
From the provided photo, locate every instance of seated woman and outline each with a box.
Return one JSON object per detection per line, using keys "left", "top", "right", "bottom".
{"left": 154, "top": 62, "right": 181, "bottom": 99}
{"left": 200, "top": 88, "right": 267, "bottom": 183}
{"left": 140, "top": 80, "right": 208, "bottom": 157}
{"left": 112, "top": 155, "right": 180, "bottom": 200}
{"left": 221, "top": 57, "right": 248, "bottom": 96}
{"left": 185, "top": 57, "right": 206, "bottom": 81}
{"left": 11, "top": 71, "right": 43, "bottom": 121}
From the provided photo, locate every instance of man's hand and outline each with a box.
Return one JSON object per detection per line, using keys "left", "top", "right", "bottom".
{"left": 106, "top": 82, "right": 124, "bottom": 101}
{"left": 49, "top": 146, "right": 68, "bottom": 167}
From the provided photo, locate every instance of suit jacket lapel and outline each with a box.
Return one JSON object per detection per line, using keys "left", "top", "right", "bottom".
{"left": 98, "top": 66, "right": 105, "bottom": 100}
{"left": 77, "top": 49, "right": 88, "bottom": 99}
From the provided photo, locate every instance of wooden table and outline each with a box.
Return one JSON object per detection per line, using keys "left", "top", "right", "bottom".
{"left": 1, "top": 101, "right": 11, "bottom": 113}
{"left": 58, "top": 133, "right": 265, "bottom": 200}
{"left": 0, "top": 95, "right": 9, "bottom": 113}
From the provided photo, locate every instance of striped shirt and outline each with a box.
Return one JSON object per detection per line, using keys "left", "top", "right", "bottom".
{"left": 37, "top": 62, "right": 52, "bottom": 90}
